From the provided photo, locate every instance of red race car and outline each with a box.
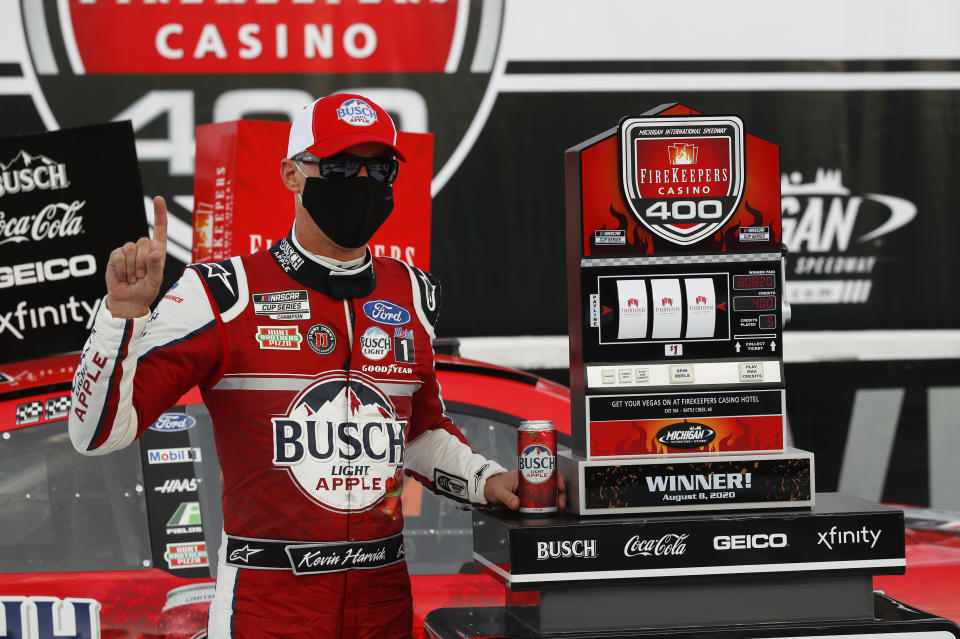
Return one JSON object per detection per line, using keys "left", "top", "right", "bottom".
{"left": 0, "top": 348, "right": 953, "bottom": 638}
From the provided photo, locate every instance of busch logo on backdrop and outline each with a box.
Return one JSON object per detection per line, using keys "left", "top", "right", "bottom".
{"left": 620, "top": 116, "right": 745, "bottom": 246}
{"left": 272, "top": 372, "right": 406, "bottom": 512}
{"left": 0, "top": 150, "right": 69, "bottom": 198}
{"left": 781, "top": 169, "right": 916, "bottom": 305}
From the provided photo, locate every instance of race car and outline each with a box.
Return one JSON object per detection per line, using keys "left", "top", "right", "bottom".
{"left": 0, "top": 347, "right": 953, "bottom": 638}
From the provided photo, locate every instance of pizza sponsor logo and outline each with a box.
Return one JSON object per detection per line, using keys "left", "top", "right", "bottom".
{"left": 148, "top": 447, "right": 202, "bottom": 464}
{"left": 360, "top": 326, "right": 390, "bottom": 360}
{"left": 306, "top": 323, "right": 337, "bottom": 355}
{"left": 537, "top": 539, "right": 598, "bottom": 560}
{"left": 165, "top": 542, "right": 209, "bottom": 570}
{"left": 256, "top": 325, "right": 302, "bottom": 350}
{"left": 252, "top": 289, "right": 310, "bottom": 320}
{"left": 149, "top": 412, "right": 197, "bottom": 432}
{"left": 362, "top": 299, "right": 410, "bottom": 326}
{"left": 271, "top": 372, "right": 407, "bottom": 512}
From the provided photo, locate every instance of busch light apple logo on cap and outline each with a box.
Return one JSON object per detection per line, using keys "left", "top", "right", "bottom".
{"left": 272, "top": 372, "right": 406, "bottom": 513}
{"left": 519, "top": 444, "right": 556, "bottom": 484}
{"left": 620, "top": 115, "right": 745, "bottom": 246}
{"left": 337, "top": 98, "right": 378, "bottom": 127}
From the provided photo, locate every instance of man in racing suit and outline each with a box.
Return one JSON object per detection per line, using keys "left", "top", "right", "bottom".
{"left": 68, "top": 93, "right": 564, "bottom": 638}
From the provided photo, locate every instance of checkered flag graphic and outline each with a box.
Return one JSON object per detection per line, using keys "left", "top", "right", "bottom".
{"left": 45, "top": 395, "right": 71, "bottom": 420}
{"left": 15, "top": 401, "right": 44, "bottom": 425}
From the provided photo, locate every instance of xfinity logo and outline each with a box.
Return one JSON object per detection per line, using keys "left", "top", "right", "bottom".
{"left": 714, "top": 533, "right": 787, "bottom": 550}
{"left": 817, "top": 526, "right": 882, "bottom": 550}
{"left": 623, "top": 533, "right": 688, "bottom": 557}
{"left": 537, "top": 539, "right": 598, "bottom": 560}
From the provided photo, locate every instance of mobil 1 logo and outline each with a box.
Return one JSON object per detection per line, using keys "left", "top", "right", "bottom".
{"left": 619, "top": 116, "right": 745, "bottom": 246}
{"left": 393, "top": 328, "right": 415, "bottom": 364}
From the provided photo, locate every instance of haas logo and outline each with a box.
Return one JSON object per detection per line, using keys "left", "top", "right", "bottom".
{"left": 695, "top": 295, "right": 707, "bottom": 305}
{"left": 627, "top": 298, "right": 639, "bottom": 307}
{"left": 272, "top": 372, "right": 407, "bottom": 512}
{"left": 661, "top": 297, "right": 674, "bottom": 307}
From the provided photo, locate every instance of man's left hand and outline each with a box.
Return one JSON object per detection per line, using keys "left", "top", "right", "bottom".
{"left": 484, "top": 470, "right": 567, "bottom": 511}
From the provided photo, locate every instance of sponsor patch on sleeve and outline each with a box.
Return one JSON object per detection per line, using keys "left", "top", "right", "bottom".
{"left": 434, "top": 469, "right": 469, "bottom": 503}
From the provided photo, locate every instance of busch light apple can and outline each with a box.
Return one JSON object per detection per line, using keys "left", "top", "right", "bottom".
{"left": 518, "top": 420, "right": 558, "bottom": 514}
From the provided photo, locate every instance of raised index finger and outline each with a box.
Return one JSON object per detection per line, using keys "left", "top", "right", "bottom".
{"left": 152, "top": 195, "right": 168, "bottom": 247}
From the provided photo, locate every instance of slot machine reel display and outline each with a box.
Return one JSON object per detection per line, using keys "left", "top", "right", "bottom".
{"left": 560, "top": 106, "right": 811, "bottom": 515}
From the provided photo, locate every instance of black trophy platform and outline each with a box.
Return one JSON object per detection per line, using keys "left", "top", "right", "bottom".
{"left": 424, "top": 592, "right": 960, "bottom": 639}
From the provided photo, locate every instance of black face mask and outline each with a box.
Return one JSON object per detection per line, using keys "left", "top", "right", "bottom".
{"left": 298, "top": 176, "right": 394, "bottom": 249}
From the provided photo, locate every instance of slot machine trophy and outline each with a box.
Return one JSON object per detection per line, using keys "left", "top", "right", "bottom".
{"left": 424, "top": 105, "right": 960, "bottom": 639}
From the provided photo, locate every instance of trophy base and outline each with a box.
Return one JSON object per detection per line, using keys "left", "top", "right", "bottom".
{"left": 559, "top": 447, "right": 814, "bottom": 515}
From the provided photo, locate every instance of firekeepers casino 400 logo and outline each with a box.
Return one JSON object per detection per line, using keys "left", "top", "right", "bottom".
{"left": 271, "top": 372, "right": 406, "bottom": 512}
{"left": 619, "top": 116, "right": 745, "bottom": 246}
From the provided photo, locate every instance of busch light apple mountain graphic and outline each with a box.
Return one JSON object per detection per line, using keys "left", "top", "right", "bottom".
{"left": 0, "top": 121, "right": 146, "bottom": 363}
{"left": 272, "top": 372, "right": 407, "bottom": 513}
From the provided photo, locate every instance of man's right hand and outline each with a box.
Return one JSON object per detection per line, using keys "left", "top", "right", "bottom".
{"left": 105, "top": 196, "right": 168, "bottom": 319}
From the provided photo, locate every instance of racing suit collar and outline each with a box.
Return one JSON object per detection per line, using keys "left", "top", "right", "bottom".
{"left": 268, "top": 229, "right": 376, "bottom": 299}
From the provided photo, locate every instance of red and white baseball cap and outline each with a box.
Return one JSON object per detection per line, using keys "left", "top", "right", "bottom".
{"left": 287, "top": 93, "right": 405, "bottom": 161}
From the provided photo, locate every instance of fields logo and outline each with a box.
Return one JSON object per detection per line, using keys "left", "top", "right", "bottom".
{"left": 782, "top": 168, "right": 917, "bottom": 306}
{"left": 166, "top": 501, "right": 203, "bottom": 535}
{"left": 620, "top": 116, "right": 745, "bottom": 246}
{"left": 0, "top": 150, "right": 69, "bottom": 198}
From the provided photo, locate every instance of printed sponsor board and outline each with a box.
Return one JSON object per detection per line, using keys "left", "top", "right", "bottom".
{"left": 488, "top": 494, "right": 903, "bottom": 581}
{"left": 0, "top": 122, "right": 147, "bottom": 363}
{"left": 586, "top": 389, "right": 784, "bottom": 457}
{"left": 579, "top": 454, "right": 812, "bottom": 511}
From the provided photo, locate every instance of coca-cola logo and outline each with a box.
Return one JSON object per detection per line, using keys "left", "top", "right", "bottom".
{"left": 656, "top": 422, "right": 716, "bottom": 449}
{"left": 0, "top": 202, "right": 86, "bottom": 246}
{"left": 623, "top": 533, "right": 689, "bottom": 557}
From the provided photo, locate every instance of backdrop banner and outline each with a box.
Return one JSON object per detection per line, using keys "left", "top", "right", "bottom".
{"left": 0, "top": 121, "right": 147, "bottom": 364}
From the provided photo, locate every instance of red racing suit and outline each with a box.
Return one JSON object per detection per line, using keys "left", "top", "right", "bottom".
{"left": 68, "top": 231, "right": 507, "bottom": 638}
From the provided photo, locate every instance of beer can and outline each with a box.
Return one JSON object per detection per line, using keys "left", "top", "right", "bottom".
{"left": 518, "top": 420, "right": 558, "bottom": 514}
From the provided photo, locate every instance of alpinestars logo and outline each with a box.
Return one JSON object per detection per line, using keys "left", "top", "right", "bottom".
{"left": 271, "top": 372, "right": 407, "bottom": 512}
{"left": 782, "top": 169, "right": 917, "bottom": 305}
{"left": 0, "top": 150, "right": 69, "bottom": 198}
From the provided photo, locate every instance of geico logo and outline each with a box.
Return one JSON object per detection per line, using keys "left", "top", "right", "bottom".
{"left": 536, "top": 539, "right": 598, "bottom": 560}
{"left": 713, "top": 533, "right": 788, "bottom": 550}
{"left": 0, "top": 254, "right": 96, "bottom": 288}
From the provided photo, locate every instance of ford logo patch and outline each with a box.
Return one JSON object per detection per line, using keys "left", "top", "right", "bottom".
{"left": 362, "top": 300, "right": 411, "bottom": 326}
{"left": 150, "top": 413, "right": 197, "bottom": 432}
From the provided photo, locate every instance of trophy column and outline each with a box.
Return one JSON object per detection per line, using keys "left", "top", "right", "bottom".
{"left": 424, "top": 104, "right": 960, "bottom": 639}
